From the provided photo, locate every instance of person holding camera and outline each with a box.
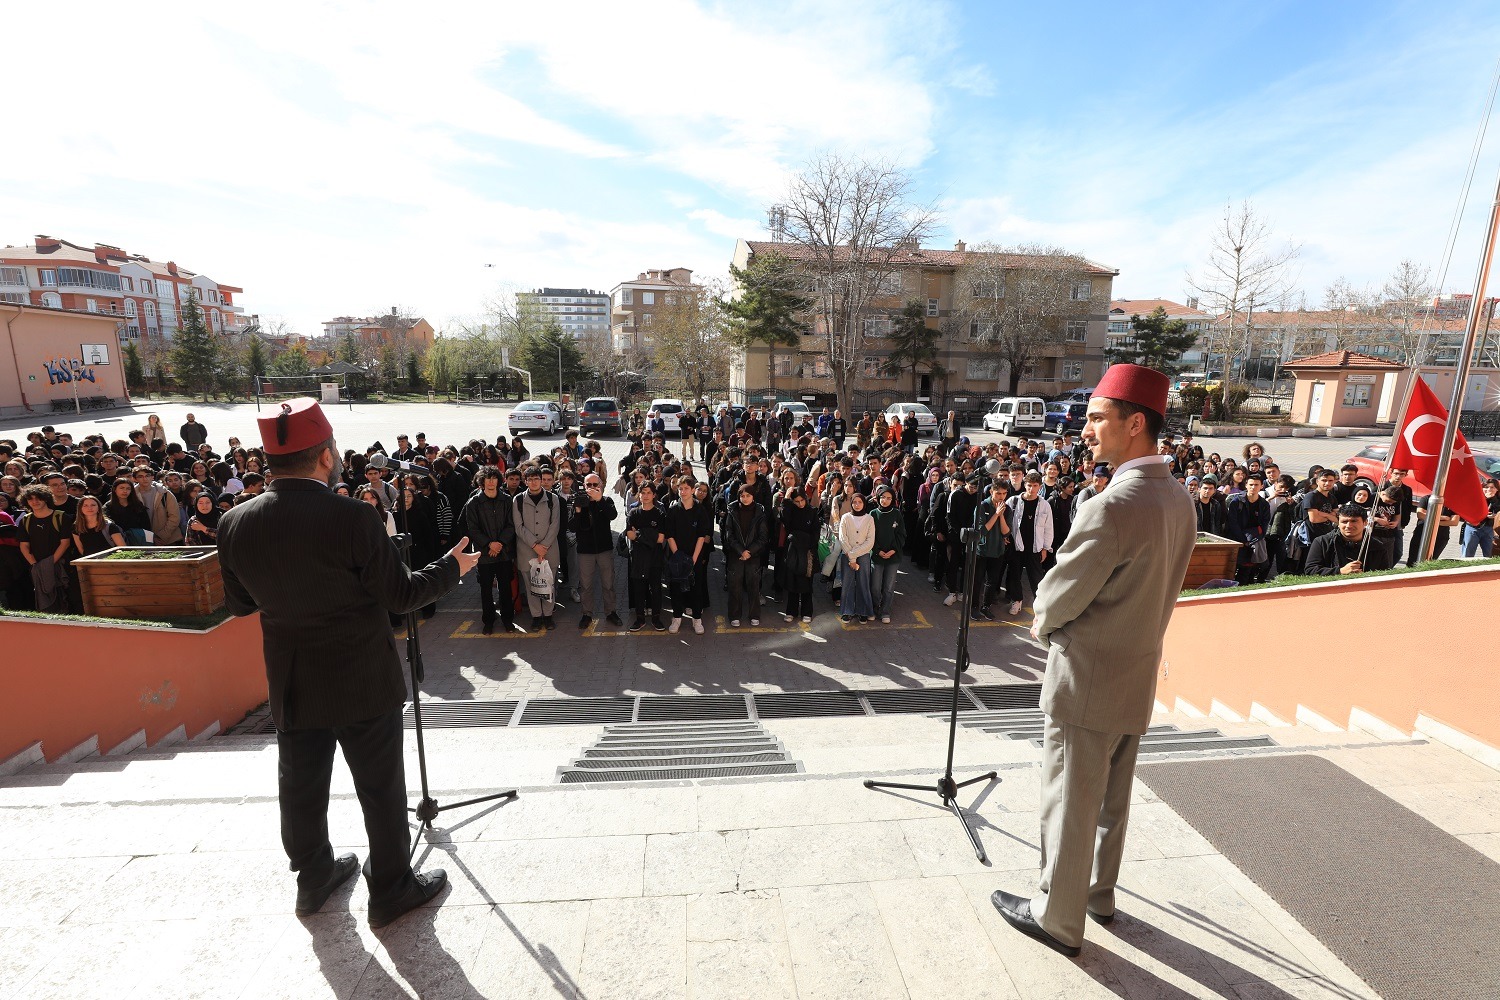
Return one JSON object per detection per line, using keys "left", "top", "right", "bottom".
{"left": 217, "top": 398, "right": 479, "bottom": 929}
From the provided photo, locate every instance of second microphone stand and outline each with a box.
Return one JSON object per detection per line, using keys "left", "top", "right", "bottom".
{"left": 390, "top": 466, "right": 517, "bottom": 858}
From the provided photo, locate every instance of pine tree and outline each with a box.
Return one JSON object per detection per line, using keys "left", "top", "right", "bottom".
{"left": 406, "top": 349, "right": 424, "bottom": 391}
{"left": 338, "top": 333, "right": 360, "bottom": 364}
{"left": 521, "top": 322, "right": 588, "bottom": 397}
{"left": 1105, "top": 307, "right": 1198, "bottom": 373}
{"left": 726, "top": 251, "right": 811, "bottom": 388}
{"left": 246, "top": 336, "right": 268, "bottom": 379}
{"left": 882, "top": 299, "right": 946, "bottom": 397}
{"left": 123, "top": 340, "right": 145, "bottom": 391}
{"left": 170, "top": 291, "right": 219, "bottom": 401}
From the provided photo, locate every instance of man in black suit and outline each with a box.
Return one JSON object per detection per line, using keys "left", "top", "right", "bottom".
{"left": 218, "top": 398, "right": 479, "bottom": 928}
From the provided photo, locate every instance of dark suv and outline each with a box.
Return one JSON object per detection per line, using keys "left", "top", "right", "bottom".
{"left": 580, "top": 396, "right": 626, "bottom": 436}
{"left": 1044, "top": 401, "right": 1087, "bottom": 433}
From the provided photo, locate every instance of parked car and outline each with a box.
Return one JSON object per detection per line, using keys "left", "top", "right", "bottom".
{"left": 1347, "top": 444, "right": 1500, "bottom": 499}
{"left": 648, "top": 398, "right": 685, "bottom": 433}
{"left": 982, "top": 397, "right": 1047, "bottom": 435}
{"left": 1044, "top": 401, "right": 1088, "bottom": 433}
{"left": 773, "top": 401, "right": 812, "bottom": 422}
{"left": 713, "top": 403, "right": 747, "bottom": 428}
{"left": 508, "top": 400, "right": 566, "bottom": 436}
{"left": 1053, "top": 386, "right": 1094, "bottom": 403}
{"left": 884, "top": 402, "right": 938, "bottom": 435}
{"left": 580, "top": 396, "right": 626, "bottom": 436}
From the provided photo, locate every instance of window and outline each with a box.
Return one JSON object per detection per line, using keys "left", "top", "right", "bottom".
{"left": 967, "top": 277, "right": 1003, "bottom": 299}
{"left": 878, "top": 273, "right": 903, "bottom": 296}
{"left": 40, "top": 269, "right": 56, "bottom": 286}
{"left": 1107, "top": 320, "right": 1128, "bottom": 334}
{"left": 1066, "top": 319, "right": 1087, "bottom": 343}
{"left": 664, "top": 294, "right": 676, "bottom": 305}
{"left": 0, "top": 292, "right": 25, "bottom": 304}
{"left": 1070, "top": 279, "right": 1093, "bottom": 301}
{"left": 773, "top": 354, "right": 797, "bottom": 377}
{"left": 642, "top": 313, "right": 653, "bottom": 327}
{"left": 969, "top": 319, "right": 998, "bottom": 341}
{"left": 122, "top": 276, "right": 134, "bottom": 292}
{"left": 144, "top": 300, "right": 156, "bottom": 318}
{"left": 863, "top": 356, "right": 896, "bottom": 379}
{"left": 967, "top": 357, "right": 1001, "bottom": 380}
{"left": 122, "top": 324, "right": 140, "bottom": 340}
{"left": 1062, "top": 361, "right": 1084, "bottom": 381}
{"left": 40, "top": 291, "right": 61, "bottom": 308}
{"left": 1342, "top": 382, "right": 1371, "bottom": 408}
{"left": 57, "top": 267, "right": 122, "bottom": 292}
{"left": 641, "top": 291, "right": 655, "bottom": 305}
{"left": 0, "top": 265, "right": 24, "bottom": 285}
{"left": 810, "top": 358, "right": 832, "bottom": 378}
{"left": 926, "top": 298, "right": 939, "bottom": 317}
{"left": 862, "top": 316, "right": 893, "bottom": 338}
{"left": 86, "top": 299, "right": 98, "bottom": 312}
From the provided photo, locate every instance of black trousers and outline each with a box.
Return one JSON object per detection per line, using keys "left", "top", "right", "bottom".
{"left": 477, "top": 560, "right": 516, "bottom": 628}
{"left": 930, "top": 531, "right": 949, "bottom": 586}
{"left": 275, "top": 706, "right": 414, "bottom": 904}
{"left": 971, "top": 554, "right": 1005, "bottom": 608}
{"left": 727, "top": 555, "right": 762, "bottom": 621}
{"left": 944, "top": 537, "right": 966, "bottom": 593}
{"left": 1007, "top": 550, "right": 1045, "bottom": 605}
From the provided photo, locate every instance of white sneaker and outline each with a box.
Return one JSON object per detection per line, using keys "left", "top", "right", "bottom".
{"left": 668, "top": 617, "right": 682, "bottom": 634}
{"left": 750, "top": 618, "right": 760, "bottom": 626}
{"left": 1009, "top": 601, "right": 1023, "bottom": 616}
{"left": 783, "top": 613, "right": 794, "bottom": 622}
{"left": 692, "top": 617, "right": 704, "bottom": 634}
{"left": 943, "top": 593, "right": 958, "bottom": 606}
{"left": 801, "top": 615, "right": 811, "bottom": 623}
{"left": 881, "top": 616, "right": 891, "bottom": 624}
{"left": 730, "top": 620, "right": 741, "bottom": 628}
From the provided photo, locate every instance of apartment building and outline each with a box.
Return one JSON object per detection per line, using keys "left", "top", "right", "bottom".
{"left": 728, "top": 239, "right": 1115, "bottom": 409}
{"left": 516, "top": 287, "right": 611, "bottom": 341}
{"left": 1106, "top": 298, "right": 1214, "bottom": 369}
{"left": 0, "top": 235, "right": 245, "bottom": 343}
{"left": 320, "top": 309, "right": 435, "bottom": 350}
{"left": 610, "top": 268, "right": 696, "bottom": 352}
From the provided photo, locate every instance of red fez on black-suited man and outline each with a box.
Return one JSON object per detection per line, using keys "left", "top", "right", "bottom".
{"left": 1093, "top": 364, "right": 1169, "bottom": 418}
{"left": 257, "top": 397, "right": 334, "bottom": 454}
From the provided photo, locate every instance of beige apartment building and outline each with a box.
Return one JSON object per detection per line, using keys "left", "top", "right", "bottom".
{"left": 728, "top": 239, "right": 1115, "bottom": 414}
{"left": 610, "top": 268, "right": 696, "bottom": 352}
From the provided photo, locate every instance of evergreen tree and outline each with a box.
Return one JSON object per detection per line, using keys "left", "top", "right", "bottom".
{"left": 521, "top": 322, "right": 589, "bottom": 397}
{"left": 338, "top": 333, "right": 360, "bottom": 364}
{"left": 1105, "top": 307, "right": 1198, "bottom": 373}
{"left": 726, "top": 251, "right": 811, "bottom": 388}
{"left": 881, "top": 299, "right": 946, "bottom": 397}
{"left": 170, "top": 291, "right": 219, "bottom": 401}
{"left": 379, "top": 344, "right": 400, "bottom": 387}
{"left": 246, "top": 336, "right": 269, "bottom": 379}
{"left": 123, "top": 340, "right": 145, "bottom": 391}
{"left": 406, "top": 349, "right": 424, "bottom": 391}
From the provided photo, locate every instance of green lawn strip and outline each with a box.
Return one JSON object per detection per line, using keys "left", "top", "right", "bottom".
{"left": 1181, "top": 556, "right": 1500, "bottom": 598}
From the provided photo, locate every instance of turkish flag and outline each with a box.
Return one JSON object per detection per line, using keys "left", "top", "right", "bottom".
{"left": 1390, "top": 378, "right": 1489, "bottom": 524}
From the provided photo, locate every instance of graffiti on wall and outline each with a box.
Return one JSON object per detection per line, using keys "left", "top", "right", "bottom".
{"left": 42, "top": 357, "right": 97, "bottom": 385}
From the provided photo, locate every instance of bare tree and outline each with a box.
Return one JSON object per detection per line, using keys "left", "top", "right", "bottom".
{"left": 1189, "top": 200, "right": 1301, "bottom": 377}
{"left": 777, "top": 153, "right": 939, "bottom": 415}
{"left": 1321, "top": 276, "right": 1377, "bottom": 354}
{"left": 650, "top": 280, "right": 732, "bottom": 408}
{"left": 952, "top": 242, "right": 1095, "bottom": 395}
{"left": 1380, "top": 259, "right": 1437, "bottom": 366}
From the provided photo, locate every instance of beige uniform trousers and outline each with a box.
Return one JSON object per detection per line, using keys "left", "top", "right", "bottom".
{"left": 1029, "top": 716, "right": 1141, "bottom": 948}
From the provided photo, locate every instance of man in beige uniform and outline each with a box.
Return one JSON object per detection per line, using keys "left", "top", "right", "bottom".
{"left": 992, "top": 364, "right": 1195, "bottom": 956}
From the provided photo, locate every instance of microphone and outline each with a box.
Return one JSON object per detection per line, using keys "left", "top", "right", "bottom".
{"left": 368, "top": 452, "right": 432, "bottom": 477}
{"left": 985, "top": 459, "right": 1002, "bottom": 476}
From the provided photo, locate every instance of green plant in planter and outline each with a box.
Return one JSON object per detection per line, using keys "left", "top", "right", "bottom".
{"left": 100, "top": 548, "right": 204, "bottom": 560}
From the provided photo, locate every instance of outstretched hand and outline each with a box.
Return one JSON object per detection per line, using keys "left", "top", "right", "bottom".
{"left": 449, "top": 536, "right": 480, "bottom": 577}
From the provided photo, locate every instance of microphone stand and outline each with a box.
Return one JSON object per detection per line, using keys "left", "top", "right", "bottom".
{"left": 863, "top": 526, "right": 998, "bottom": 861}
{"left": 390, "top": 467, "right": 517, "bottom": 859}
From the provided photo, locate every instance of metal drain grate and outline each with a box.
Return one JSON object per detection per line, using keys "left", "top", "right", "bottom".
{"left": 967, "top": 683, "right": 1044, "bottom": 711}
{"left": 560, "top": 762, "right": 800, "bottom": 783}
{"left": 404, "top": 700, "right": 518, "bottom": 729}
{"left": 517, "top": 697, "right": 635, "bottom": 726}
{"left": 754, "top": 691, "right": 869, "bottom": 719}
{"left": 865, "top": 688, "right": 975, "bottom": 715}
{"left": 635, "top": 695, "right": 751, "bottom": 721}
{"left": 1138, "top": 736, "right": 1278, "bottom": 754}
{"left": 559, "top": 719, "right": 802, "bottom": 784}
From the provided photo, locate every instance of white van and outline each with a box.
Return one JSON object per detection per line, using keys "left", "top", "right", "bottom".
{"left": 649, "top": 398, "right": 685, "bottom": 433}
{"left": 982, "top": 397, "right": 1047, "bottom": 436}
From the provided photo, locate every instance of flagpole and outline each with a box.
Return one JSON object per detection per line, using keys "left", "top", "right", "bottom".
{"left": 1420, "top": 161, "right": 1500, "bottom": 562}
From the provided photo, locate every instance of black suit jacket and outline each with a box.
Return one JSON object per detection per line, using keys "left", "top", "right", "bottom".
{"left": 218, "top": 478, "right": 460, "bottom": 730}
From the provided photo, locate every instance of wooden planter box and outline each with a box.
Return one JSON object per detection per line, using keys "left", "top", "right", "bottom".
{"left": 1182, "top": 533, "right": 1243, "bottom": 590}
{"left": 75, "top": 546, "right": 225, "bottom": 619}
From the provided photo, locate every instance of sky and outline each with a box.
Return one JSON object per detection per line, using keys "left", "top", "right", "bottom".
{"left": 4, "top": 0, "right": 1500, "bottom": 335}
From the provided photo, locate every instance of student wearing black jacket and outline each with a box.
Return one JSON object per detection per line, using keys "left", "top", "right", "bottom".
{"left": 463, "top": 467, "right": 517, "bottom": 635}
{"left": 723, "top": 483, "right": 768, "bottom": 626}
{"left": 625, "top": 483, "right": 667, "bottom": 632}
{"left": 664, "top": 480, "right": 712, "bottom": 632}
{"left": 1305, "top": 504, "right": 1391, "bottom": 575}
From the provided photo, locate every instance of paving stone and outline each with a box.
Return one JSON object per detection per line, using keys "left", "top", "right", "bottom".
{"left": 779, "top": 883, "right": 906, "bottom": 1000}
{"left": 432, "top": 834, "right": 646, "bottom": 906}
{"left": 462, "top": 900, "right": 592, "bottom": 999}
{"left": 353, "top": 901, "right": 492, "bottom": 999}
{"left": 737, "top": 821, "right": 920, "bottom": 890}
{"left": 644, "top": 830, "right": 750, "bottom": 896}
{"left": 576, "top": 895, "right": 688, "bottom": 1000}
{"left": 239, "top": 909, "right": 381, "bottom": 999}
{"left": 127, "top": 915, "right": 291, "bottom": 999}
{"left": 685, "top": 890, "right": 797, "bottom": 1000}
{"left": 869, "top": 876, "right": 1020, "bottom": 999}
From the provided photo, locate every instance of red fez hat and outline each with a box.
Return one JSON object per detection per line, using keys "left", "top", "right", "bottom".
{"left": 257, "top": 397, "right": 334, "bottom": 455}
{"left": 1094, "top": 363, "right": 1169, "bottom": 417}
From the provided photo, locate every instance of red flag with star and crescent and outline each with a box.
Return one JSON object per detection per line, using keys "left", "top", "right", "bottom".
{"left": 1390, "top": 378, "right": 1489, "bottom": 524}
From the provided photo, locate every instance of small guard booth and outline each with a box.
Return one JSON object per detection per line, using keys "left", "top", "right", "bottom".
{"left": 1283, "top": 351, "right": 1405, "bottom": 429}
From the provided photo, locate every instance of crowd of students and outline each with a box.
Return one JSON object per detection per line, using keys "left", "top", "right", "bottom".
{"left": 4, "top": 403, "right": 1492, "bottom": 622}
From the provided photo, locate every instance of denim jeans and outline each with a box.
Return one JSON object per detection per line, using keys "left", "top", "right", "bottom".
{"left": 1461, "top": 522, "right": 1495, "bottom": 558}
{"left": 840, "top": 553, "right": 874, "bottom": 617}
{"left": 869, "top": 560, "right": 899, "bottom": 617}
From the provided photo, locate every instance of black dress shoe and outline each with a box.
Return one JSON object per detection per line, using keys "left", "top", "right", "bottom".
{"left": 605, "top": 612, "right": 623, "bottom": 627}
{"left": 368, "top": 868, "right": 448, "bottom": 929}
{"left": 295, "top": 853, "right": 359, "bottom": 917}
{"left": 481, "top": 621, "right": 494, "bottom": 636}
{"left": 991, "top": 889, "right": 1081, "bottom": 957}
{"left": 1088, "top": 909, "right": 1115, "bottom": 926}
{"left": 579, "top": 614, "right": 593, "bottom": 630}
